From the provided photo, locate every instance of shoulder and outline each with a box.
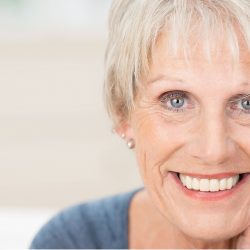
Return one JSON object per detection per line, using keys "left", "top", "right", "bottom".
{"left": 30, "top": 187, "right": 143, "bottom": 249}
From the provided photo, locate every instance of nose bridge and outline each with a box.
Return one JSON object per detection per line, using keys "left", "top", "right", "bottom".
{"left": 190, "top": 107, "right": 234, "bottom": 166}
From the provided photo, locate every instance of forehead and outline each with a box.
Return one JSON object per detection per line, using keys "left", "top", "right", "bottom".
{"left": 149, "top": 30, "right": 250, "bottom": 77}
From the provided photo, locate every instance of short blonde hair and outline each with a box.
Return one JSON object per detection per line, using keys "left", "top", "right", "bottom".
{"left": 104, "top": 0, "right": 250, "bottom": 126}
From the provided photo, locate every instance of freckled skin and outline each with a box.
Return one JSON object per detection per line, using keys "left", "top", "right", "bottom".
{"left": 122, "top": 31, "right": 250, "bottom": 248}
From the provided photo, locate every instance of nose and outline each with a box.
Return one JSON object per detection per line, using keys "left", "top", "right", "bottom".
{"left": 188, "top": 110, "right": 236, "bottom": 166}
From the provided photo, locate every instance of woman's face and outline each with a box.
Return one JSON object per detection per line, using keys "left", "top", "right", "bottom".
{"left": 126, "top": 32, "right": 250, "bottom": 241}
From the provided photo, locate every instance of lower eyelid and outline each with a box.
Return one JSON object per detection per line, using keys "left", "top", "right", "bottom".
{"left": 229, "top": 102, "right": 250, "bottom": 114}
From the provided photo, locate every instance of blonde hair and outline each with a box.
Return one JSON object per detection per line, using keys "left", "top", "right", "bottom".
{"left": 104, "top": 0, "right": 250, "bottom": 126}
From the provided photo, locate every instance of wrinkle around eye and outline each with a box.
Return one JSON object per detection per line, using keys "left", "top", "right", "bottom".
{"left": 229, "top": 115, "right": 250, "bottom": 127}
{"left": 135, "top": 104, "right": 191, "bottom": 125}
{"left": 135, "top": 98, "right": 195, "bottom": 123}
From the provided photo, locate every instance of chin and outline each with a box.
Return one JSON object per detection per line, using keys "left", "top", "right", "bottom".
{"left": 178, "top": 215, "right": 245, "bottom": 242}
{"left": 181, "top": 226, "right": 235, "bottom": 242}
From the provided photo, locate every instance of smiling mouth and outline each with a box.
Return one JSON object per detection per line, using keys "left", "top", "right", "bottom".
{"left": 174, "top": 172, "right": 249, "bottom": 192}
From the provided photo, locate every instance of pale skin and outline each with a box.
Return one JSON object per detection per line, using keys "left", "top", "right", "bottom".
{"left": 116, "top": 31, "right": 250, "bottom": 248}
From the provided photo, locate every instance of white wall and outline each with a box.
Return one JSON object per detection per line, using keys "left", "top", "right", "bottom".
{"left": 0, "top": 1, "right": 143, "bottom": 248}
{"left": 0, "top": 39, "right": 142, "bottom": 209}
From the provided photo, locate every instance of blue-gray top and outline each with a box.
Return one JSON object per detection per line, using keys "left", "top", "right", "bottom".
{"left": 30, "top": 187, "right": 143, "bottom": 249}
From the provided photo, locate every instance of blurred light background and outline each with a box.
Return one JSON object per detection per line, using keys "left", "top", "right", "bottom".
{"left": 0, "top": 0, "right": 142, "bottom": 248}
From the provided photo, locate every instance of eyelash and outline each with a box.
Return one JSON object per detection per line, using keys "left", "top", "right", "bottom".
{"left": 230, "top": 97, "right": 250, "bottom": 115}
{"left": 159, "top": 91, "right": 250, "bottom": 115}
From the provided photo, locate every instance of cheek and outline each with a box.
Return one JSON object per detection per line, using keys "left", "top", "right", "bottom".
{"left": 233, "top": 125, "right": 250, "bottom": 153}
{"left": 133, "top": 112, "right": 189, "bottom": 166}
{"left": 132, "top": 112, "right": 190, "bottom": 185}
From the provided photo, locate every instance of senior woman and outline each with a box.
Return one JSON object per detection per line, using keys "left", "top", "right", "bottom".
{"left": 30, "top": 0, "right": 250, "bottom": 249}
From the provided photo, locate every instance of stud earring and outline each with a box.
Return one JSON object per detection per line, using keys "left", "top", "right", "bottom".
{"left": 127, "top": 139, "right": 135, "bottom": 149}
{"left": 121, "top": 133, "right": 126, "bottom": 139}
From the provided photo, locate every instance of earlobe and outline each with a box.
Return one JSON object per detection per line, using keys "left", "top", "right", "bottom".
{"left": 113, "top": 122, "right": 135, "bottom": 149}
{"left": 113, "top": 121, "right": 133, "bottom": 138}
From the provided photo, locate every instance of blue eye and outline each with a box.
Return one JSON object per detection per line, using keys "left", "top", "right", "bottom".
{"left": 160, "top": 91, "right": 187, "bottom": 112}
{"left": 241, "top": 99, "right": 250, "bottom": 111}
{"left": 170, "top": 97, "right": 185, "bottom": 108}
{"left": 160, "top": 92, "right": 250, "bottom": 116}
{"left": 230, "top": 95, "right": 250, "bottom": 115}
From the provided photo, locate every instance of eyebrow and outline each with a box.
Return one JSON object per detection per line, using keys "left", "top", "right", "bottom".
{"left": 240, "top": 81, "right": 250, "bottom": 87}
{"left": 229, "top": 93, "right": 250, "bottom": 103}
{"left": 148, "top": 74, "right": 250, "bottom": 87}
{"left": 148, "top": 74, "right": 250, "bottom": 102}
{"left": 148, "top": 75, "right": 184, "bottom": 85}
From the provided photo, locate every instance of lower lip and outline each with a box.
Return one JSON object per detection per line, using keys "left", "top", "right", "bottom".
{"left": 169, "top": 172, "right": 250, "bottom": 201}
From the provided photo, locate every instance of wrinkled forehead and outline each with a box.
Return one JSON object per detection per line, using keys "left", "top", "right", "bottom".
{"left": 157, "top": 23, "right": 249, "bottom": 61}
{"left": 147, "top": 26, "right": 250, "bottom": 80}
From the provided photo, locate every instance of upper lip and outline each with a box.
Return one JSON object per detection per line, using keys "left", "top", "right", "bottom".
{"left": 176, "top": 172, "right": 246, "bottom": 179}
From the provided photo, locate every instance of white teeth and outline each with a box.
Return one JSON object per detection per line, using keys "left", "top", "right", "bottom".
{"left": 210, "top": 179, "right": 219, "bottom": 192}
{"left": 180, "top": 174, "right": 186, "bottom": 185}
{"left": 200, "top": 179, "right": 209, "bottom": 192}
{"left": 179, "top": 173, "right": 240, "bottom": 192}
{"left": 186, "top": 176, "right": 192, "bottom": 189}
{"left": 192, "top": 178, "right": 200, "bottom": 190}
{"left": 233, "top": 175, "right": 239, "bottom": 186}
{"left": 219, "top": 178, "right": 227, "bottom": 191}
{"left": 227, "top": 177, "right": 233, "bottom": 189}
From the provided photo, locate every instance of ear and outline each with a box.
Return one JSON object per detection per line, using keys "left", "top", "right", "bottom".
{"left": 114, "top": 120, "right": 134, "bottom": 140}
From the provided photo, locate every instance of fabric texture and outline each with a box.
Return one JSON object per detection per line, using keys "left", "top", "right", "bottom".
{"left": 30, "top": 187, "right": 143, "bottom": 249}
